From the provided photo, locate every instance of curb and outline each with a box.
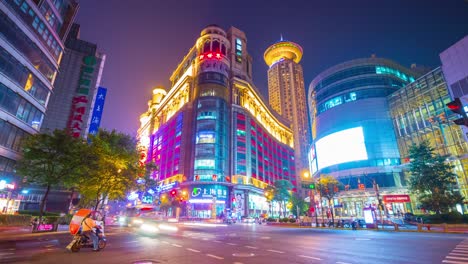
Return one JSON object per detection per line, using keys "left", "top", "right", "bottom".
{"left": 266, "top": 224, "right": 468, "bottom": 234}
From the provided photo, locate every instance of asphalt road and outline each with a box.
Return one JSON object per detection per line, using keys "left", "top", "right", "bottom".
{"left": 0, "top": 223, "right": 467, "bottom": 264}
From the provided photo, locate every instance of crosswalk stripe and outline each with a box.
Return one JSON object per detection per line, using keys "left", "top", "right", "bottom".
{"left": 442, "top": 260, "right": 468, "bottom": 264}
{"left": 447, "top": 256, "right": 468, "bottom": 261}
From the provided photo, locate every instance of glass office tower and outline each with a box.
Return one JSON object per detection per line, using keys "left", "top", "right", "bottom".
{"left": 0, "top": 0, "right": 78, "bottom": 213}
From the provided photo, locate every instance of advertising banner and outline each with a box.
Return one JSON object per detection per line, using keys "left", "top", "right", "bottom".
{"left": 88, "top": 87, "right": 107, "bottom": 136}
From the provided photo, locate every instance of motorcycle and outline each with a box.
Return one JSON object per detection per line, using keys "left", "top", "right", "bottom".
{"left": 67, "top": 209, "right": 107, "bottom": 252}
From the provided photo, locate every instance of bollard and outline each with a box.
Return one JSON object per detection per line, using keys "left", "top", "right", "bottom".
{"left": 394, "top": 223, "right": 399, "bottom": 231}
{"left": 417, "top": 223, "right": 422, "bottom": 232}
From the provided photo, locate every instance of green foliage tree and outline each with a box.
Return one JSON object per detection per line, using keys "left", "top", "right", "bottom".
{"left": 136, "top": 161, "right": 159, "bottom": 198}
{"left": 77, "top": 130, "right": 142, "bottom": 211}
{"left": 316, "top": 175, "right": 341, "bottom": 225}
{"left": 289, "top": 192, "right": 309, "bottom": 217}
{"left": 16, "top": 129, "right": 88, "bottom": 221}
{"left": 408, "top": 140, "right": 464, "bottom": 214}
{"left": 270, "top": 180, "right": 293, "bottom": 217}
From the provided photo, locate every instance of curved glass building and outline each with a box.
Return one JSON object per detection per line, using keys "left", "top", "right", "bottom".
{"left": 308, "top": 57, "right": 419, "bottom": 217}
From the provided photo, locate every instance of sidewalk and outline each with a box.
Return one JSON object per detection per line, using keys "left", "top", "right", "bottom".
{"left": 0, "top": 225, "right": 69, "bottom": 237}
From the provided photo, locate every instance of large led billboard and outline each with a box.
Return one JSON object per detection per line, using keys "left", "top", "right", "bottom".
{"left": 315, "top": 127, "right": 368, "bottom": 170}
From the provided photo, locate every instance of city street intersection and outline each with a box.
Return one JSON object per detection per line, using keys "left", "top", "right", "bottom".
{"left": 0, "top": 223, "right": 467, "bottom": 264}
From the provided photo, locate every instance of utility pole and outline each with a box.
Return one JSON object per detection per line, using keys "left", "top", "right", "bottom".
{"left": 373, "top": 179, "right": 383, "bottom": 228}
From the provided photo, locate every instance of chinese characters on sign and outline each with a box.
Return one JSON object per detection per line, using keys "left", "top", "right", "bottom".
{"left": 190, "top": 185, "right": 228, "bottom": 200}
{"left": 67, "top": 56, "right": 97, "bottom": 137}
{"left": 88, "top": 87, "right": 107, "bottom": 136}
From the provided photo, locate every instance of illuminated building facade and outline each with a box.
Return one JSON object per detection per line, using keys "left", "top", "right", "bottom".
{"left": 41, "top": 23, "right": 106, "bottom": 138}
{"left": 264, "top": 39, "right": 310, "bottom": 183}
{"left": 138, "top": 25, "right": 296, "bottom": 218}
{"left": 0, "top": 0, "right": 78, "bottom": 213}
{"left": 308, "top": 57, "right": 418, "bottom": 217}
{"left": 388, "top": 67, "right": 468, "bottom": 213}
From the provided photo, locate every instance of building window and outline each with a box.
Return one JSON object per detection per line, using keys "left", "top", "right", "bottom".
{"left": 235, "top": 38, "right": 242, "bottom": 63}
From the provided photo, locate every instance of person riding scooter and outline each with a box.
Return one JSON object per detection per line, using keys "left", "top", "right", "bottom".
{"left": 81, "top": 213, "right": 101, "bottom": 252}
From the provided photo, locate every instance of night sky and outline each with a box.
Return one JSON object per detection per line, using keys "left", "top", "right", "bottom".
{"left": 74, "top": 0, "right": 468, "bottom": 136}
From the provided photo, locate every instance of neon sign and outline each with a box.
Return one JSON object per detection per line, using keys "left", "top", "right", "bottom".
{"left": 199, "top": 52, "right": 223, "bottom": 61}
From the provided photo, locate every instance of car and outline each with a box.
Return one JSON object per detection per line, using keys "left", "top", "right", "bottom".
{"left": 241, "top": 217, "right": 255, "bottom": 223}
{"left": 356, "top": 219, "right": 367, "bottom": 228}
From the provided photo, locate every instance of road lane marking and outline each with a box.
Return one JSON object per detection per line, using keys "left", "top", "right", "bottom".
{"left": 447, "top": 256, "right": 468, "bottom": 261}
{"left": 125, "top": 240, "right": 138, "bottom": 243}
{"left": 213, "top": 240, "right": 222, "bottom": 243}
{"left": 299, "top": 255, "right": 322, "bottom": 260}
{"left": 227, "top": 243, "right": 237, "bottom": 246}
{"left": 355, "top": 238, "right": 370, "bottom": 241}
{"left": 187, "top": 248, "right": 201, "bottom": 253}
{"left": 171, "top": 243, "right": 182, "bottom": 247}
{"left": 245, "top": 246, "right": 258, "bottom": 249}
{"left": 162, "top": 241, "right": 169, "bottom": 244}
{"left": 336, "top": 262, "right": 352, "bottom": 264}
{"left": 456, "top": 245, "right": 468, "bottom": 248}
{"left": 267, "top": 249, "right": 284, "bottom": 253}
{"left": 206, "top": 254, "right": 224, "bottom": 260}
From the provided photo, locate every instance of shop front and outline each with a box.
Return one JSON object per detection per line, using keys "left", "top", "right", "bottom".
{"left": 382, "top": 194, "right": 411, "bottom": 216}
{"left": 0, "top": 179, "right": 19, "bottom": 214}
{"left": 187, "top": 184, "right": 228, "bottom": 219}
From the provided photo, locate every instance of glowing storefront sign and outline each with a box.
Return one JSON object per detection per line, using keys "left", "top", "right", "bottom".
{"left": 0, "top": 180, "right": 15, "bottom": 190}
{"left": 156, "top": 182, "right": 178, "bottom": 193}
{"left": 383, "top": 195, "right": 410, "bottom": 203}
{"left": 190, "top": 185, "right": 227, "bottom": 200}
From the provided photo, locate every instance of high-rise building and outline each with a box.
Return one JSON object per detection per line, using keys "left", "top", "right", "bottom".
{"left": 41, "top": 23, "right": 106, "bottom": 138}
{"left": 138, "top": 25, "right": 296, "bottom": 219}
{"left": 264, "top": 39, "right": 310, "bottom": 184}
{"left": 0, "top": 0, "right": 78, "bottom": 213}
{"left": 308, "top": 57, "right": 418, "bottom": 217}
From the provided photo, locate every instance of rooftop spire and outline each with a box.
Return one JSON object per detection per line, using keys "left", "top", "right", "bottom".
{"left": 280, "top": 34, "right": 283, "bottom": 41}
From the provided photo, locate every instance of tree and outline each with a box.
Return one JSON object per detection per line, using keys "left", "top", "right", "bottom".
{"left": 265, "top": 180, "right": 293, "bottom": 216}
{"left": 77, "top": 130, "right": 142, "bottom": 211}
{"left": 289, "top": 192, "right": 309, "bottom": 217}
{"left": 136, "top": 161, "right": 159, "bottom": 198}
{"left": 16, "top": 129, "right": 88, "bottom": 221}
{"left": 316, "top": 175, "right": 341, "bottom": 225}
{"left": 408, "top": 140, "right": 464, "bottom": 214}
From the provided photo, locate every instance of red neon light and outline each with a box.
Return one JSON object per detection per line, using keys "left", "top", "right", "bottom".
{"left": 199, "top": 54, "right": 204, "bottom": 60}
{"left": 207, "top": 53, "right": 213, "bottom": 58}
{"left": 215, "top": 53, "right": 221, "bottom": 59}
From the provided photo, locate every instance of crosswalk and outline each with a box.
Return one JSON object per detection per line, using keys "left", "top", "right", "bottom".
{"left": 443, "top": 239, "right": 468, "bottom": 263}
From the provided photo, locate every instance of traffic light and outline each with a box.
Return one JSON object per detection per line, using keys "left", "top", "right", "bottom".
{"left": 301, "top": 183, "right": 315, "bottom": 189}
{"left": 447, "top": 98, "right": 468, "bottom": 126}
{"left": 170, "top": 189, "right": 177, "bottom": 197}
{"left": 358, "top": 183, "right": 365, "bottom": 190}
